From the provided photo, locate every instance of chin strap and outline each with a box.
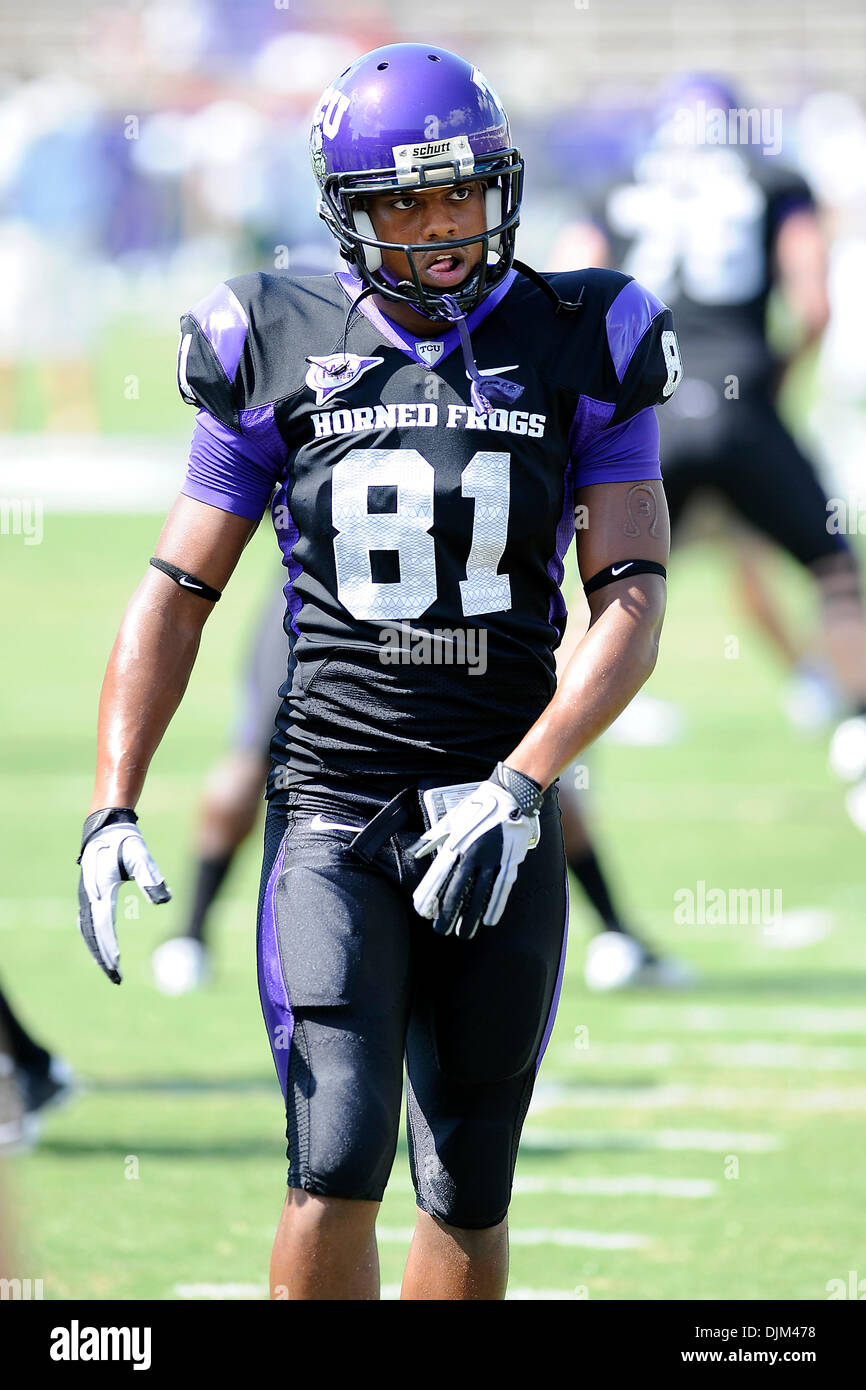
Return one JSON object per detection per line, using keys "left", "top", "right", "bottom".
{"left": 438, "top": 294, "right": 525, "bottom": 416}
{"left": 338, "top": 281, "right": 381, "bottom": 365}
{"left": 512, "top": 259, "right": 585, "bottom": 316}
{"left": 393, "top": 262, "right": 486, "bottom": 321}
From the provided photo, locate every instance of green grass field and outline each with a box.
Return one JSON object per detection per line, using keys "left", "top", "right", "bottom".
{"left": 2, "top": 509, "right": 865, "bottom": 1300}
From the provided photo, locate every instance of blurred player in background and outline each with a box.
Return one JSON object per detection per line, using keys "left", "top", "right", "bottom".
{"left": 0, "top": 979, "right": 74, "bottom": 1152}
{"left": 0, "top": 75, "right": 106, "bottom": 431}
{"left": 552, "top": 597, "right": 693, "bottom": 991}
{"left": 558, "top": 772, "right": 693, "bottom": 990}
{"left": 558, "top": 74, "right": 866, "bottom": 828}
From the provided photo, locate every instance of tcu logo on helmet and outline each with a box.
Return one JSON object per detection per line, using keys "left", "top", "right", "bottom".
{"left": 313, "top": 85, "right": 350, "bottom": 140}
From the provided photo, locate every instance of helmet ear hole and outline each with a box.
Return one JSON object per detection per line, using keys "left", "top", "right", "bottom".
{"left": 352, "top": 210, "right": 382, "bottom": 272}
{"left": 485, "top": 185, "right": 502, "bottom": 256}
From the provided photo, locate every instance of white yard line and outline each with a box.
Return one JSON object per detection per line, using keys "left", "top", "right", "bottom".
{"left": 173, "top": 1281, "right": 585, "bottom": 1300}
{"left": 0, "top": 896, "right": 256, "bottom": 931}
{"left": 702, "top": 1042, "right": 866, "bottom": 1070}
{"left": 521, "top": 1128, "right": 780, "bottom": 1152}
{"left": 386, "top": 1174, "right": 716, "bottom": 1198}
{"left": 175, "top": 1283, "right": 266, "bottom": 1299}
{"left": 376, "top": 1226, "right": 648, "bottom": 1249}
{"left": 557, "top": 1040, "right": 866, "bottom": 1070}
{"left": 0, "top": 436, "right": 182, "bottom": 511}
{"left": 530, "top": 1081, "right": 866, "bottom": 1113}
{"left": 514, "top": 1175, "right": 716, "bottom": 1198}
{"left": 381, "top": 1284, "right": 583, "bottom": 1300}
{"left": 626, "top": 1005, "right": 866, "bottom": 1036}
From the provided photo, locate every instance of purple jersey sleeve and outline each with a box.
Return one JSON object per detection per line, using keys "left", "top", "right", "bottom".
{"left": 181, "top": 409, "right": 283, "bottom": 521}
{"left": 571, "top": 406, "right": 661, "bottom": 489}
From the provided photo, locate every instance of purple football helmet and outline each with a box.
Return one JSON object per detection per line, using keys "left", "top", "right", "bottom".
{"left": 310, "top": 43, "right": 523, "bottom": 318}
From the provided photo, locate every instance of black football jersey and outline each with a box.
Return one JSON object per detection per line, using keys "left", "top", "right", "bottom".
{"left": 592, "top": 147, "right": 814, "bottom": 386}
{"left": 177, "top": 265, "right": 679, "bottom": 789}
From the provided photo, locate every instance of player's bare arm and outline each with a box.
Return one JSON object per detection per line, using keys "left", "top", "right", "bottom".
{"left": 773, "top": 207, "right": 831, "bottom": 351}
{"left": 506, "top": 477, "right": 669, "bottom": 791}
{"left": 89, "top": 495, "right": 256, "bottom": 811}
{"left": 79, "top": 495, "right": 256, "bottom": 982}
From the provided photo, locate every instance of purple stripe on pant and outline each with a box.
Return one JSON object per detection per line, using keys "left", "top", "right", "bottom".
{"left": 536, "top": 867, "right": 569, "bottom": 1072}
{"left": 257, "top": 835, "right": 292, "bottom": 1097}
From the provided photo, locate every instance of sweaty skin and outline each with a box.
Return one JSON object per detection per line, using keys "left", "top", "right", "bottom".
{"left": 364, "top": 182, "right": 486, "bottom": 338}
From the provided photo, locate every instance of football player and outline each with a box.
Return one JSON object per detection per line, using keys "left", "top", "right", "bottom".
{"left": 566, "top": 74, "right": 866, "bottom": 826}
{"left": 77, "top": 44, "right": 678, "bottom": 1299}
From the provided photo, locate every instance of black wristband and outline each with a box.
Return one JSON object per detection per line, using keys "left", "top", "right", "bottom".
{"left": 583, "top": 559, "right": 667, "bottom": 596}
{"left": 149, "top": 557, "right": 222, "bottom": 603}
{"left": 78, "top": 807, "right": 138, "bottom": 863}
{"left": 493, "top": 762, "right": 545, "bottom": 816}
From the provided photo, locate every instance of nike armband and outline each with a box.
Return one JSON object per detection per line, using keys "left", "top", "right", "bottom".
{"left": 583, "top": 559, "right": 667, "bottom": 596}
{"left": 78, "top": 807, "right": 138, "bottom": 863}
{"left": 149, "top": 557, "right": 222, "bottom": 603}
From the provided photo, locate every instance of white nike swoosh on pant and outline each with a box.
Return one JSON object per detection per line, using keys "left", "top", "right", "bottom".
{"left": 309, "top": 814, "right": 359, "bottom": 833}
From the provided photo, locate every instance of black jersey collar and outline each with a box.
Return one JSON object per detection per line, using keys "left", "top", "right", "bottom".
{"left": 334, "top": 268, "right": 517, "bottom": 371}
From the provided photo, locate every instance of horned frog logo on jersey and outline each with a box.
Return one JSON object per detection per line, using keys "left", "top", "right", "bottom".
{"left": 304, "top": 353, "right": 384, "bottom": 406}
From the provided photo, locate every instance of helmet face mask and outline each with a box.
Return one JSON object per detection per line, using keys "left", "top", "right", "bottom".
{"left": 310, "top": 44, "right": 524, "bottom": 319}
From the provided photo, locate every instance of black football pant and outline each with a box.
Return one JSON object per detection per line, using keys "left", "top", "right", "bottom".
{"left": 256, "top": 778, "right": 567, "bottom": 1229}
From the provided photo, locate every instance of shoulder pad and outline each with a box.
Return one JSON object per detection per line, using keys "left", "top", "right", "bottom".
{"left": 178, "top": 280, "right": 251, "bottom": 431}
{"left": 537, "top": 269, "right": 682, "bottom": 424}
{"left": 603, "top": 275, "right": 682, "bottom": 426}
{"left": 178, "top": 272, "right": 339, "bottom": 424}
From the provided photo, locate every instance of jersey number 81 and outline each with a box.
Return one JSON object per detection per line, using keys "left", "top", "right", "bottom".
{"left": 331, "top": 447, "right": 512, "bottom": 621}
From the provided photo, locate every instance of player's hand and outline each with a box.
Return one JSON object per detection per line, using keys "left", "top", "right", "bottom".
{"left": 77, "top": 809, "right": 171, "bottom": 984}
{"left": 409, "top": 764, "right": 543, "bottom": 939}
